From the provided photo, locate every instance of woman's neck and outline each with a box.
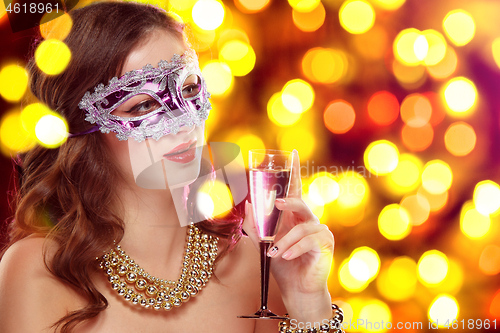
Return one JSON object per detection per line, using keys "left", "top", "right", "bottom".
{"left": 116, "top": 184, "right": 189, "bottom": 279}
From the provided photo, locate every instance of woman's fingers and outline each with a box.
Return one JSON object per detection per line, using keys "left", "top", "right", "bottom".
{"left": 267, "top": 223, "right": 333, "bottom": 260}
{"left": 287, "top": 150, "right": 302, "bottom": 199}
{"left": 275, "top": 197, "right": 316, "bottom": 222}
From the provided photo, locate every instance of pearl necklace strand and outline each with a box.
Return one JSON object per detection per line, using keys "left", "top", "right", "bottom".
{"left": 99, "top": 224, "right": 218, "bottom": 311}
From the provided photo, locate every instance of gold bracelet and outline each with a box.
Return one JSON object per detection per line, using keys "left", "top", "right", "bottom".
{"left": 278, "top": 303, "right": 344, "bottom": 333}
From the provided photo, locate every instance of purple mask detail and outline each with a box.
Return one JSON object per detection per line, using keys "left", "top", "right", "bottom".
{"left": 78, "top": 49, "right": 210, "bottom": 142}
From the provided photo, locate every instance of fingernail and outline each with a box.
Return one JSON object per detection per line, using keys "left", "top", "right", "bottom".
{"left": 282, "top": 250, "right": 292, "bottom": 259}
{"left": 276, "top": 199, "right": 286, "bottom": 203}
{"left": 267, "top": 246, "right": 278, "bottom": 257}
{"left": 245, "top": 200, "right": 250, "bottom": 216}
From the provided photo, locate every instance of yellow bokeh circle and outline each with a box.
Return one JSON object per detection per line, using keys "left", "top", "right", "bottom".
{"left": 364, "top": 140, "right": 399, "bottom": 176}
{"left": 339, "top": 0, "right": 375, "bottom": 35}
{"left": 201, "top": 60, "right": 233, "bottom": 96}
{"left": 35, "top": 39, "right": 71, "bottom": 75}
{"left": 219, "top": 40, "right": 256, "bottom": 77}
{"left": 418, "top": 250, "right": 449, "bottom": 286}
{"left": 421, "top": 160, "right": 453, "bottom": 195}
{"left": 378, "top": 204, "right": 412, "bottom": 241}
{"left": 0, "top": 64, "right": 29, "bottom": 102}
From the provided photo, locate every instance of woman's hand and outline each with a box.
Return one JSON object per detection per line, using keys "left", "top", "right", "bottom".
{"left": 243, "top": 150, "right": 334, "bottom": 323}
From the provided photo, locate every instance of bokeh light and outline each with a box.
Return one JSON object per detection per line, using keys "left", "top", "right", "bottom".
{"left": 302, "top": 47, "right": 347, "bottom": 84}
{"left": 40, "top": 12, "right": 73, "bottom": 40}
{"left": 35, "top": 114, "right": 68, "bottom": 148}
{"left": 234, "top": 0, "right": 270, "bottom": 13}
{"left": 339, "top": 0, "right": 375, "bottom": 35}
{"left": 292, "top": 2, "right": 326, "bottom": 32}
{"left": 364, "top": 140, "right": 399, "bottom": 176}
{"left": 308, "top": 172, "right": 339, "bottom": 205}
{"left": 281, "top": 79, "right": 315, "bottom": 114}
{"left": 192, "top": 0, "right": 225, "bottom": 31}
{"left": 352, "top": 24, "right": 388, "bottom": 60}
{"left": 421, "top": 160, "right": 453, "bottom": 195}
{"left": 370, "top": 0, "right": 405, "bottom": 11}
{"left": 367, "top": 91, "right": 399, "bottom": 126}
{"left": 493, "top": 38, "right": 500, "bottom": 70}
{"left": 35, "top": 39, "right": 71, "bottom": 75}
{"left": 393, "top": 28, "right": 423, "bottom": 66}
{"left": 401, "top": 123, "right": 434, "bottom": 151}
{"left": 422, "top": 29, "right": 447, "bottom": 66}
{"left": 169, "top": 0, "right": 197, "bottom": 11}
{"left": 473, "top": 180, "right": 500, "bottom": 216}
{"left": 288, "top": 0, "right": 321, "bottom": 13}
{"left": 443, "top": 77, "right": 477, "bottom": 116}
{"left": 378, "top": 204, "right": 411, "bottom": 241}
{"left": 428, "top": 294, "right": 459, "bottom": 327}
{"left": 444, "top": 122, "right": 476, "bottom": 156}
{"left": 377, "top": 256, "right": 417, "bottom": 301}
{"left": 417, "top": 186, "right": 449, "bottom": 212}
{"left": 336, "top": 171, "right": 369, "bottom": 209}
{"left": 196, "top": 179, "right": 234, "bottom": 218}
{"left": 418, "top": 250, "right": 449, "bottom": 286}
{"left": 460, "top": 201, "right": 491, "bottom": 240}
{"left": 358, "top": 299, "right": 392, "bottom": 332}
{"left": 0, "top": 64, "right": 28, "bottom": 102}
{"left": 339, "top": 258, "right": 369, "bottom": 292}
{"left": 400, "top": 194, "right": 430, "bottom": 226}
{"left": 349, "top": 247, "right": 380, "bottom": 282}
{"left": 278, "top": 127, "right": 316, "bottom": 160}
{"left": 427, "top": 46, "right": 458, "bottom": 80}
{"left": 479, "top": 245, "right": 500, "bottom": 276}
{"left": 443, "top": 9, "right": 475, "bottom": 47}
{"left": 0, "top": 110, "right": 37, "bottom": 154}
{"left": 400, "top": 93, "right": 432, "bottom": 128}
{"left": 392, "top": 60, "right": 426, "bottom": 87}
{"left": 490, "top": 290, "right": 500, "bottom": 318}
{"left": 268, "top": 92, "right": 302, "bottom": 127}
{"left": 219, "top": 40, "right": 256, "bottom": 76}
{"left": 201, "top": 60, "right": 233, "bottom": 96}
{"left": 387, "top": 153, "right": 422, "bottom": 195}
{"left": 323, "top": 100, "right": 355, "bottom": 134}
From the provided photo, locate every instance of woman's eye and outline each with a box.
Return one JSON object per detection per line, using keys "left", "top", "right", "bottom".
{"left": 182, "top": 84, "right": 201, "bottom": 98}
{"left": 126, "top": 99, "right": 161, "bottom": 116}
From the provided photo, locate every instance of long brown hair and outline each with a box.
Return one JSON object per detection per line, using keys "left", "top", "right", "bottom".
{"left": 2, "top": 1, "right": 243, "bottom": 331}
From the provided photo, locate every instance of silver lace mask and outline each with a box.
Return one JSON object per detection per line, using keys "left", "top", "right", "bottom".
{"left": 78, "top": 49, "right": 210, "bottom": 142}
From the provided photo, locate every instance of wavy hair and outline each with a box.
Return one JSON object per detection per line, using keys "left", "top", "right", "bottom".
{"left": 2, "top": 2, "right": 243, "bottom": 331}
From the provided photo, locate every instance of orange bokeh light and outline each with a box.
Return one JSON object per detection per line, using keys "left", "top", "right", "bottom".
{"left": 302, "top": 47, "right": 347, "bottom": 84}
{"left": 418, "top": 186, "right": 448, "bottom": 212}
{"left": 424, "top": 91, "right": 446, "bottom": 126}
{"left": 490, "top": 289, "right": 500, "bottom": 318}
{"left": 292, "top": 2, "right": 326, "bottom": 32}
{"left": 444, "top": 122, "right": 476, "bottom": 156}
{"left": 324, "top": 100, "right": 356, "bottom": 134}
{"left": 401, "top": 123, "right": 433, "bottom": 151}
{"left": 367, "top": 91, "right": 400, "bottom": 126}
{"left": 427, "top": 46, "right": 458, "bottom": 80}
{"left": 400, "top": 93, "right": 432, "bottom": 128}
{"left": 479, "top": 245, "right": 500, "bottom": 276}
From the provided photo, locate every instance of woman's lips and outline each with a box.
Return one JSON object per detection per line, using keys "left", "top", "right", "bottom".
{"left": 163, "top": 139, "right": 197, "bottom": 164}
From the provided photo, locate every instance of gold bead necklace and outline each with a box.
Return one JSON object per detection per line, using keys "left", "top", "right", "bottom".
{"left": 99, "top": 224, "right": 218, "bottom": 311}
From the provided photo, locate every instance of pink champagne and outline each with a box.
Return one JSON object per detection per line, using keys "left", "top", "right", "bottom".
{"left": 250, "top": 169, "right": 291, "bottom": 242}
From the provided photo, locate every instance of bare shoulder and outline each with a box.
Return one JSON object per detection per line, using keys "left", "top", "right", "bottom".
{"left": 0, "top": 236, "right": 86, "bottom": 333}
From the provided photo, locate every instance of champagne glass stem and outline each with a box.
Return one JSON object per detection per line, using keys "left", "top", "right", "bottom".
{"left": 260, "top": 242, "right": 272, "bottom": 311}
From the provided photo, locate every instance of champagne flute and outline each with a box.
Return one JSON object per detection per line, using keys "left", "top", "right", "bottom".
{"left": 238, "top": 149, "right": 293, "bottom": 319}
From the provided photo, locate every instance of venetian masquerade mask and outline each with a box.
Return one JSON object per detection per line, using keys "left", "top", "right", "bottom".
{"left": 78, "top": 49, "right": 210, "bottom": 142}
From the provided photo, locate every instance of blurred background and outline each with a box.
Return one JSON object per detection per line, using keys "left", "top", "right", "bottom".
{"left": 1, "top": 0, "right": 500, "bottom": 331}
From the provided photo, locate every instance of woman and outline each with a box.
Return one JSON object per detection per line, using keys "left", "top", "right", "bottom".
{"left": 0, "top": 2, "right": 338, "bottom": 332}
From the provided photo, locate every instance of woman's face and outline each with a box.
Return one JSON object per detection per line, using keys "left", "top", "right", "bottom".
{"left": 103, "top": 30, "right": 206, "bottom": 190}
